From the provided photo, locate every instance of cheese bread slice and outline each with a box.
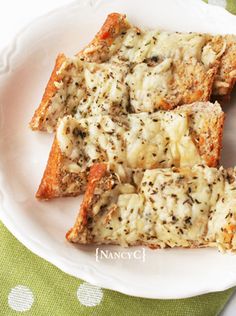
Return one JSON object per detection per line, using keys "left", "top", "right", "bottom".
{"left": 30, "top": 13, "right": 235, "bottom": 132}
{"left": 82, "top": 15, "right": 235, "bottom": 100}
{"left": 36, "top": 101, "right": 224, "bottom": 199}
{"left": 66, "top": 163, "right": 236, "bottom": 252}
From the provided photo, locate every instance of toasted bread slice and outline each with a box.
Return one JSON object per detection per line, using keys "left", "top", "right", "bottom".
{"left": 30, "top": 13, "right": 232, "bottom": 132}
{"left": 66, "top": 163, "right": 236, "bottom": 252}
{"left": 36, "top": 101, "right": 224, "bottom": 200}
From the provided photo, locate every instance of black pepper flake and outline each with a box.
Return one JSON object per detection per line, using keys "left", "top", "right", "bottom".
{"left": 172, "top": 216, "right": 177, "bottom": 222}
{"left": 149, "top": 197, "right": 155, "bottom": 203}
{"left": 227, "top": 173, "right": 235, "bottom": 184}
{"left": 185, "top": 216, "right": 192, "bottom": 224}
{"left": 187, "top": 194, "right": 194, "bottom": 203}
{"left": 183, "top": 199, "right": 192, "bottom": 206}
{"left": 73, "top": 127, "right": 86, "bottom": 138}
{"left": 87, "top": 217, "right": 93, "bottom": 224}
{"left": 151, "top": 56, "right": 158, "bottom": 62}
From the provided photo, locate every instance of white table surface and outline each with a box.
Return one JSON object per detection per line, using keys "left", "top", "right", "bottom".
{"left": 0, "top": 0, "right": 235, "bottom": 314}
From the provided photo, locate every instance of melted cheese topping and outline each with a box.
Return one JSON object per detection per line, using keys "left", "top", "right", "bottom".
{"left": 45, "top": 59, "right": 129, "bottom": 131}
{"left": 86, "top": 166, "right": 236, "bottom": 251}
{"left": 110, "top": 29, "right": 223, "bottom": 66}
{"left": 45, "top": 58, "right": 85, "bottom": 132}
{"left": 57, "top": 111, "right": 202, "bottom": 176}
{"left": 76, "top": 62, "right": 130, "bottom": 118}
{"left": 125, "top": 61, "right": 173, "bottom": 112}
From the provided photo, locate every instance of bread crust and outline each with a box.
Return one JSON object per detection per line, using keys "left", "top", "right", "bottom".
{"left": 169, "top": 59, "right": 218, "bottom": 108}
{"left": 213, "top": 35, "right": 236, "bottom": 99}
{"left": 36, "top": 138, "right": 63, "bottom": 199}
{"left": 203, "top": 113, "right": 225, "bottom": 167}
{"left": 173, "top": 102, "right": 224, "bottom": 167}
{"left": 36, "top": 138, "right": 88, "bottom": 200}
{"left": 182, "top": 103, "right": 225, "bottom": 167}
{"left": 30, "top": 54, "right": 66, "bottom": 131}
{"left": 79, "top": 13, "right": 131, "bottom": 62}
{"left": 66, "top": 163, "right": 108, "bottom": 242}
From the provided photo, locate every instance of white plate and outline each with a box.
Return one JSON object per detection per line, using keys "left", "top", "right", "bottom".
{"left": 0, "top": 0, "right": 236, "bottom": 299}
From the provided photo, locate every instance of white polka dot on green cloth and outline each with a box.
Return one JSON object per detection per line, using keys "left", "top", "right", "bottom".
{"left": 208, "top": 0, "right": 226, "bottom": 8}
{"left": 77, "top": 282, "right": 103, "bottom": 307}
{"left": 8, "top": 285, "right": 34, "bottom": 312}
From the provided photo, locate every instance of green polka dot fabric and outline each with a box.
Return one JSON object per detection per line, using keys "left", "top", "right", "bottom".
{"left": 0, "top": 221, "right": 234, "bottom": 316}
{"left": 1, "top": 1, "right": 236, "bottom": 315}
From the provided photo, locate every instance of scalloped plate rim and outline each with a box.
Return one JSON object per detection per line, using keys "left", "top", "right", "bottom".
{"left": 0, "top": 0, "right": 236, "bottom": 299}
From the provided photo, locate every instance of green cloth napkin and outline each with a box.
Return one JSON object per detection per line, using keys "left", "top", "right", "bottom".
{"left": 204, "top": 0, "right": 236, "bottom": 15}
{"left": 0, "top": 221, "right": 234, "bottom": 316}
{"left": 1, "top": 1, "right": 236, "bottom": 315}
